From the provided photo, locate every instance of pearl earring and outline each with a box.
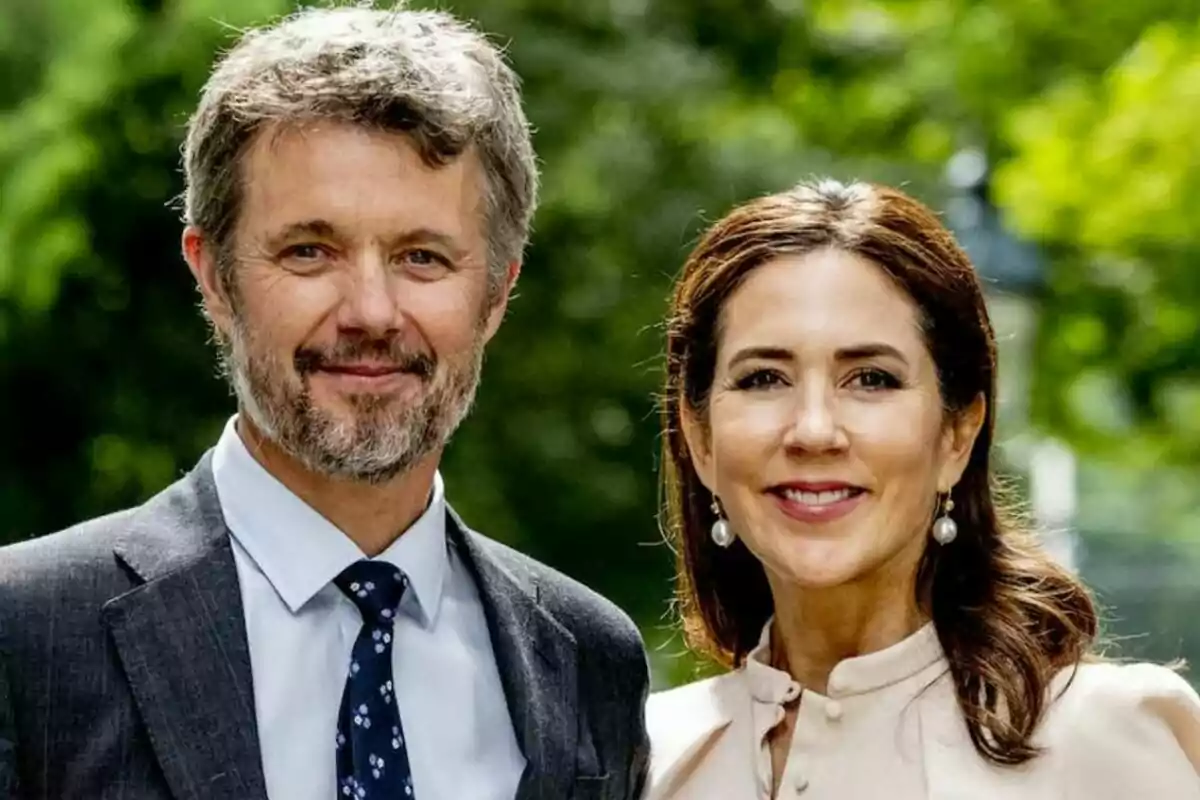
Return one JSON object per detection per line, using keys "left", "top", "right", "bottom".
{"left": 932, "top": 492, "right": 958, "bottom": 545}
{"left": 710, "top": 497, "right": 735, "bottom": 548}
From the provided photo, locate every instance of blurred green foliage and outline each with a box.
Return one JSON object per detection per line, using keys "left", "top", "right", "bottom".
{"left": 2, "top": 0, "right": 1199, "bottom": 685}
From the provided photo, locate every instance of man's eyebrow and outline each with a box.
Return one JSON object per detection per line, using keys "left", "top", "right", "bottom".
{"left": 387, "top": 228, "right": 470, "bottom": 258}
{"left": 264, "top": 219, "right": 339, "bottom": 248}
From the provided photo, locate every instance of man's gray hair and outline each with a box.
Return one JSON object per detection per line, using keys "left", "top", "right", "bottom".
{"left": 183, "top": 4, "right": 539, "bottom": 284}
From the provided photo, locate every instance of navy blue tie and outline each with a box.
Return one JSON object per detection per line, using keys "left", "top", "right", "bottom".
{"left": 334, "top": 560, "right": 416, "bottom": 800}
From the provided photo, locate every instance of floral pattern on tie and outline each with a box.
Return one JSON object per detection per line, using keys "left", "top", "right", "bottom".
{"left": 334, "top": 561, "right": 416, "bottom": 799}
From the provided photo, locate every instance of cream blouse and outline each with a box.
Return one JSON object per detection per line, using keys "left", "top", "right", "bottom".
{"left": 645, "top": 623, "right": 1200, "bottom": 799}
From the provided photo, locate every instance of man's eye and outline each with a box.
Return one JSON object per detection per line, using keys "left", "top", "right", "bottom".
{"left": 400, "top": 249, "right": 450, "bottom": 269}
{"left": 280, "top": 244, "right": 328, "bottom": 262}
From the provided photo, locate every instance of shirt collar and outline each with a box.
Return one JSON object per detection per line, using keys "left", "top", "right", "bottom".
{"left": 211, "top": 416, "right": 448, "bottom": 626}
{"left": 743, "top": 617, "right": 945, "bottom": 702}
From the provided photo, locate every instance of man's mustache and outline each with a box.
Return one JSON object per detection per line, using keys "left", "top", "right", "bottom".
{"left": 294, "top": 337, "right": 437, "bottom": 381}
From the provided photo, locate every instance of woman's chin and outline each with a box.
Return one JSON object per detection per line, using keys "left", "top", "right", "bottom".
{"left": 764, "top": 547, "right": 867, "bottom": 591}
{"left": 762, "top": 534, "right": 924, "bottom": 594}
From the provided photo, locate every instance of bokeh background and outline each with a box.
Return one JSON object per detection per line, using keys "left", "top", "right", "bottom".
{"left": 2, "top": 0, "right": 1199, "bottom": 688}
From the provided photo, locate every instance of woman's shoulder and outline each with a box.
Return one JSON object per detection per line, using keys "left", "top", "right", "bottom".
{"left": 1050, "top": 660, "right": 1200, "bottom": 719}
{"left": 647, "top": 672, "right": 740, "bottom": 734}
{"left": 1043, "top": 661, "right": 1200, "bottom": 794}
{"left": 646, "top": 673, "right": 743, "bottom": 755}
{"left": 645, "top": 673, "right": 744, "bottom": 799}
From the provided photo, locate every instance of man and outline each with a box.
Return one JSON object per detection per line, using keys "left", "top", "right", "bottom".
{"left": 0, "top": 6, "right": 649, "bottom": 800}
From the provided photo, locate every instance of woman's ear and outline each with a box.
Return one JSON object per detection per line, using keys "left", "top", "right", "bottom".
{"left": 938, "top": 393, "right": 986, "bottom": 491}
{"left": 680, "top": 401, "right": 717, "bottom": 494}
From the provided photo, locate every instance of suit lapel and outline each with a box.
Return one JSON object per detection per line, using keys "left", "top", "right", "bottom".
{"left": 448, "top": 510, "right": 580, "bottom": 800}
{"left": 102, "top": 455, "right": 267, "bottom": 800}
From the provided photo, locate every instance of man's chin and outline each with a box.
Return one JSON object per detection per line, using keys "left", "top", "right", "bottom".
{"left": 316, "top": 457, "right": 411, "bottom": 486}
{"left": 282, "top": 423, "right": 418, "bottom": 479}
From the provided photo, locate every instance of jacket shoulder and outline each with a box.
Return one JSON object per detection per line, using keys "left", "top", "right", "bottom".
{"left": 0, "top": 506, "right": 146, "bottom": 670}
{"left": 469, "top": 532, "right": 644, "bottom": 656}
{"left": 0, "top": 507, "right": 139, "bottom": 596}
{"left": 0, "top": 455, "right": 219, "bottom": 607}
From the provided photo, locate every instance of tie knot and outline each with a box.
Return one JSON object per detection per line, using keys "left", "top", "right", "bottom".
{"left": 334, "top": 560, "right": 409, "bottom": 624}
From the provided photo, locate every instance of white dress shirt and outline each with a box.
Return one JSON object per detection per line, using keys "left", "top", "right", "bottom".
{"left": 212, "top": 417, "right": 525, "bottom": 800}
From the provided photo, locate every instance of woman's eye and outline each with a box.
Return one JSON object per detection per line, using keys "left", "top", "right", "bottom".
{"left": 734, "top": 369, "right": 787, "bottom": 391}
{"left": 848, "top": 368, "right": 901, "bottom": 391}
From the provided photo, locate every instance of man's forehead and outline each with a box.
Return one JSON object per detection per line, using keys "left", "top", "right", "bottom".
{"left": 236, "top": 121, "right": 488, "bottom": 246}
{"left": 242, "top": 119, "right": 482, "bottom": 180}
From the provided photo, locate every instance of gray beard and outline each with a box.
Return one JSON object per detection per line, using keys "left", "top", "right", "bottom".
{"left": 220, "top": 320, "right": 484, "bottom": 484}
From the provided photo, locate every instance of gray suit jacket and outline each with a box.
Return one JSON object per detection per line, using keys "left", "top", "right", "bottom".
{"left": 0, "top": 454, "right": 649, "bottom": 800}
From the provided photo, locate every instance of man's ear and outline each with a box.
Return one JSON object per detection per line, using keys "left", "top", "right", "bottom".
{"left": 937, "top": 393, "right": 986, "bottom": 492}
{"left": 181, "top": 226, "right": 235, "bottom": 337}
{"left": 680, "top": 401, "right": 717, "bottom": 494}
{"left": 481, "top": 259, "right": 521, "bottom": 344}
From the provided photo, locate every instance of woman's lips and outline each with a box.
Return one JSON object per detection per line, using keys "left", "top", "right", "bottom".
{"left": 768, "top": 484, "right": 867, "bottom": 523}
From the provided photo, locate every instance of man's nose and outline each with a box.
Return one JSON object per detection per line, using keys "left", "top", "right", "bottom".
{"left": 339, "top": 253, "right": 400, "bottom": 337}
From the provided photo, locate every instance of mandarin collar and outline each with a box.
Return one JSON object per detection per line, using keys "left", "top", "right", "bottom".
{"left": 743, "top": 618, "right": 945, "bottom": 703}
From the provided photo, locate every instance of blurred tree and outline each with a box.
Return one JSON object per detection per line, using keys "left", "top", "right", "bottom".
{"left": 996, "top": 21, "right": 1200, "bottom": 465}
{"left": 0, "top": 0, "right": 290, "bottom": 536}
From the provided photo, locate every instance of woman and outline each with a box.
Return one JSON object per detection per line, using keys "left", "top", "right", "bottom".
{"left": 648, "top": 179, "right": 1200, "bottom": 799}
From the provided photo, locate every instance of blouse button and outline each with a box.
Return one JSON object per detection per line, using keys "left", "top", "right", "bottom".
{"left": 783, "top": 684, "right": 800, "bottom": 702}
{"left": 794, "top": 775, "right": 810, "bottom": 793}
{"left": 824, "top": 699, "right": 844, "bottom": 721}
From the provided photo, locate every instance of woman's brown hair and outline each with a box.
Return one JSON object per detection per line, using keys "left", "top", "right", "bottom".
{"left": 661, "top": 179, "right": 1098, "bottom": 766}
